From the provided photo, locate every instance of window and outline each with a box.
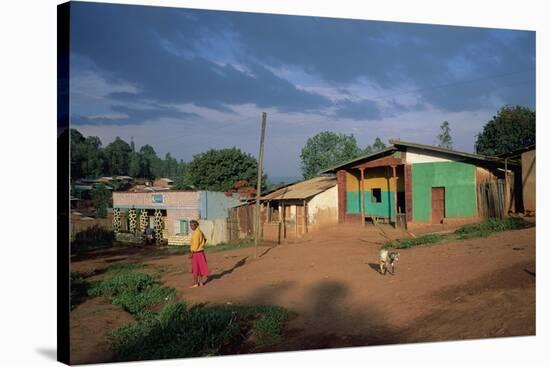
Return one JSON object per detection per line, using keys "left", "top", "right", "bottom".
{"left": 371, "top": 188, "right": 382, "bottom": 203}
{"left": 174, "top": 219, "right": 189, "bottom": 235}
{"left": 152, "top": 194, "right": 164, "bottom": 203}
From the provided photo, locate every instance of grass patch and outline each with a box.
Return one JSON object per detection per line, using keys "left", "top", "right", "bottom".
{"left": 103, "top": 263, "right": 145, "bottom": 274}
{"left": 70, "top": 272, "right": 90, "bottom": 310}
{"left": 384, "top": 234, "right": 444, "bottom": 249}
{"left": 108, "top": 302, "right": 290, "bottom": 361}
{"left": 88, "top": 271, "right": 175, "bottom": 318}
{"left": 383, "top": 218, "right": 531, "bottom": 249}
{"left": 206, "top": 239, "right": 255, "bottom": 253}
{"left": 455, "top": 217, "right": 530, "bottom": 239}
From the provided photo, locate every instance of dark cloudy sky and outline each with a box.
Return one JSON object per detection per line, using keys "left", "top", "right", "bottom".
{"left": 70, "top": 1, "right": 535, "bottom": 179}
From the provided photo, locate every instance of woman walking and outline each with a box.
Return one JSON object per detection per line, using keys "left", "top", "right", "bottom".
{"left": 189, "top": 220, "right": 209, "bottom": 287}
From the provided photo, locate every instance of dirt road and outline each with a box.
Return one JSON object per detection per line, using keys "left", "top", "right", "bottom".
{"left": 70, "top": 225, "right": 535, "bottom": 363}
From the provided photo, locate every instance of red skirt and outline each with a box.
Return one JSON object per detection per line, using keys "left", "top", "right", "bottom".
{"left": 191, "top": 251, "right": 209, "bottom": 276}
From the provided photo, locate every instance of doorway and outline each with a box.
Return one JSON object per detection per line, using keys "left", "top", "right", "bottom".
{"left": 431, "top": 187, "right": 445, "bottom": 224}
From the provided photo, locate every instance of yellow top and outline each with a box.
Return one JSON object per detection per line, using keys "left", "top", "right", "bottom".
{"left": 190, "top": 227, "right": 206, "bottom": 252}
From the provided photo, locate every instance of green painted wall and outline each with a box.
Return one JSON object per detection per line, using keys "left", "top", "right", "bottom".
{"left": 347, "top": 191, "right": 396, "bottom": 220}
{"left": 411, "top": 162, "right": 476, "bottom": 222}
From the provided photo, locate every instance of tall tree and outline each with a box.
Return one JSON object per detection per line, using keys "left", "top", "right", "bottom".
{"left": 70, "top": 129, "right": 105, "bottom": 180}
{"left": 475, "top": 105, "right": 535, "bottom": 155}
{"left": 300, "top": 131, "right": 363, "bottom": 179}
{"left": 437, "top": 121, "right": 453, "bottom": 149}
{"left": 186, "top": 147, "right": 266, "bottom": 191}
{"left": 128, "top": 152, "right": 142, "bottom": 178}
{"left": 139, "top": 144, "right": 160, "bottom": 179}
{"left": 362, "top": 137, "right": 387, "bottom": 156}
{"left": 91, "top": 184, "right": 111, "bottom": 218}
{"left": 104, "top": 137, "right": 132, "bottom": 176}
{"left": 371, "top": 137, "right": 387, "bottom": 152}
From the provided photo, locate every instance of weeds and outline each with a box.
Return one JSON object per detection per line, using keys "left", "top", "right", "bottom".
{"left": 455, "top": 218, "right": 530, "bottom": 239}
{"left": 383, "top": 218, "right": 531, "bottom": 249}
{"left": 70, "top": 272, "right": 90, "bottom": 310}
{"left": 384, "top": 234, "right": 444, "bottom": 249}
{"left": 108, "top": 302, "right": 289, "bottom": 361}
{"left": 88, "top": 272, "right": 175, "bottom": 318}
{"left": 206, "top": 239, "right": 255, "bottom": 253}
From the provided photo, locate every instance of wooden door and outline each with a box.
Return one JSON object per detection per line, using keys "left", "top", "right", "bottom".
{"left": 431, "top": 187, "right": 445, "bottom": 224}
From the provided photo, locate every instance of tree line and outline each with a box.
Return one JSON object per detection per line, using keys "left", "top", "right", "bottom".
{"left": 72, "top": 104, "right": 535, "bottom": 193}
{"left": 299, "top": 105, "right": 535, "bottom": 179}
{"left": 70, "top": 129, "right": 266, "bottom": 191}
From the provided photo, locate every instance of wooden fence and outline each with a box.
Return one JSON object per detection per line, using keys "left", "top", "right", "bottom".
{"left": 70, "top": 217, "right": 125, "bottom": 241}
{"left": 477, "top": 179, "right": 506, "bottom": 219}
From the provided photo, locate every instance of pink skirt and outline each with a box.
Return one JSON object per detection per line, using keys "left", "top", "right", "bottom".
{"left": 191, "top": 251, "right": 209, "bottom": 276}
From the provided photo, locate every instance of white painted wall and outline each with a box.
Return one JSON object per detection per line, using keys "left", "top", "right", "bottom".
{"left": 307, "top": 186, "right": 338, "bottom": 227}
{"left": 405, "top": 148, "right": 451, "bottom": 164}
{"left": 199, "top": 219, "right": 228, "bottom": 245}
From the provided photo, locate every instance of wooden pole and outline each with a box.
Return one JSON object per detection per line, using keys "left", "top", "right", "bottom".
{"left": 360, "top": 167, "right": 365, "bottom": 226}
{"left": 304, "top": 199, "right": 308, "bottom": 234}
{"left": 254, "top": 112, "right": 267, "bottom": 258}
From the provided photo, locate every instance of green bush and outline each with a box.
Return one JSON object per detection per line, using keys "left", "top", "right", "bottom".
{"left": 384, "top": 234, "right": 443, "bottom": 249}
{"left": 70, "top": 272, "right": 90, "bottom": 310}
{"left": 72, "top": 225, "right": 114, "bottom": 253}
{"left": 251, "top": 306, "right": 288, "bottom": 347}
{"left": 88, "top": 272, "right": 175, "bottom": 317}
{"left": 108, "top": 303, "right": 290, "bottom": 361}
{"left": 455, "top": 218, "right": 529, "bottom": 239}
{"left": 109, "top": 302, "right": 240, "bottom": 360}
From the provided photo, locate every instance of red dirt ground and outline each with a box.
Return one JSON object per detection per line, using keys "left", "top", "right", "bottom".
{"left": 70, "top": 224, "right": 536, "bottom": 364}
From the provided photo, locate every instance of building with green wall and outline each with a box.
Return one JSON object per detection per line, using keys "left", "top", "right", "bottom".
{"left": 321, "top": 140, "right": 514, "bottom": 226}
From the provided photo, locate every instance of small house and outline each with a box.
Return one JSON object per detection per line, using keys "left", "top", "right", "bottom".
{"left": 112, "top": 190, "right": 240, "bottom": 245}
{"left": 321, "top": 140, "right": 517, "bottom": 228}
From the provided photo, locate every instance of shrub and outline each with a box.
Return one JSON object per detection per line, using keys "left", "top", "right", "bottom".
{"left": 384, "top": 234, "right": 443, "bottom": 249}
{"left": 108, "top": 303, "right": 290, "bottom": 361}
{"left": 455, "top": 218, "right": 529, "bottom": 239}
{"left": 109, "top": 302, "right": 240, "bottom": 361}
{"left": 70, "top": 272, "right": 90, "bottom": 310}
{"left": 72, "top": 225, "right": 114, "bottom": 253}
{"left": 88, "top": 272, "right": 175, "bottom": 317}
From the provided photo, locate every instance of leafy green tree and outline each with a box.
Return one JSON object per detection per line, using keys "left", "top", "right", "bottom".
{"left": 173, "top": 161, "right": 192, "bottom": 189}
{"left": 128, "top": 152, "right": 142, "bottom": 178}
{"left": 139, "top": 144, "right": 161, "bottom": 179}
{"left": 186, "top": 148, "right": 266, "bottom": 191}
{"left": 437, "top": 121, "right": 453, "bottom": 149}
{"left": 301, "top": 131, "right": 363, "bottom": 179}
{"left": 104, "top": 137, "right": 132, "bottom": 176}
{"left": 91, "top": 184, "right": 111, "bottom": 218}
{"left": 475, "top": 105, "right": 535, "bottom": 155}
{"left": 70, "top": 129, "right": 106, "bottom": 180}
{"left": 371, "top": 137, "right": 387, "bottom": 152}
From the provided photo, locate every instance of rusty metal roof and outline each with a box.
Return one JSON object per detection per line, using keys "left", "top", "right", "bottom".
{"left": 261, "top": 176, "right": 336, "bottom": 201}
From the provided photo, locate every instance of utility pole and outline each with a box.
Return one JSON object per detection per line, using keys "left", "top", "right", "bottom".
{"left": 254, "top": 112, "right": 267, "bottom": 258}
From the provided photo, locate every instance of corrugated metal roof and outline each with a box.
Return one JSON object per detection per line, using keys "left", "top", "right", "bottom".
{"left": 261, "top": 176, "right": 336, "bottom": 201}
{"left": 321, "top": 139, "right": 513, "bottom": 173}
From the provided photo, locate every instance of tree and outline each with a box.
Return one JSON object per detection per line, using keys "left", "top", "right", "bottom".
{"left": 300, "top": 131, "right": 363, "bottom": 179}
{"left": 437, "top": 121, "right": 453, "bottom": 149}
{"left": 371, "top": 137, "right": 387, "bottom": 152}
{"left": 475, "top": 106, "right": 535, "bottom": 155}
{"left": 186, "top": 147, "right": 267, "bottom": 191}
{"left": 70, "top": 129, "right": 105, "bottom": 180}
{"left": 91, "top": 184, "right": 111, "bottom": 218}
{"left": 104, "top": 137, "right": 132, "bottom": 176}
{"left": 139, "top": 144, "right": 161, "bottom": 179}
{"left": 128, "top": 152, "right": 142, "bottom": 178}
